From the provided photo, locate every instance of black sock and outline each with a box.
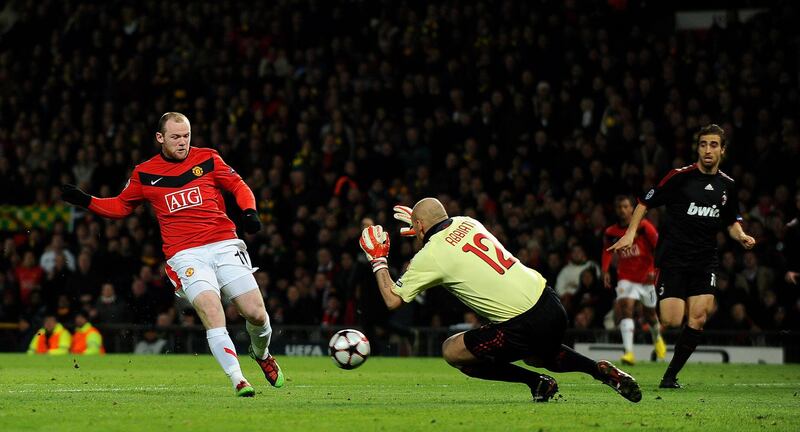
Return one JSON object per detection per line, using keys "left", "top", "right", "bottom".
{"left": 545, "top": 345, "right": 602, "bottom": 380}
{"left": 664, "top": 326, "right": 703, "bottom": 380}
{"left": 459, "top": 362, "right": 544, "bottom": 388}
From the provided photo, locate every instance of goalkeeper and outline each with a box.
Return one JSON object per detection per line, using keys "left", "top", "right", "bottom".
{"left": 359, "top": 198, "right": 641, "bottom": 402}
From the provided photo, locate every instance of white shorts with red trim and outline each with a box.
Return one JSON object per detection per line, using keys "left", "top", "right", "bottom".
{"left": 615, "top": 279, "right": 657, "bottom": 308}
{"left": 166, "top": 239, "right": 258, "bottom": 304}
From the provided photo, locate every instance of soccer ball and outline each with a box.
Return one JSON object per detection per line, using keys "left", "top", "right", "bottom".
{"left": 328, "top": 329, "right": 370, "bottom": 370}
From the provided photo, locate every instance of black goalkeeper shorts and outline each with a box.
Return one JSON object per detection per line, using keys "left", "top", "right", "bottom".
{"left": 463, "top": 286, "right": 567, "bottom": 363}
{"left": 656, "top": 268, "right": 716, "bottom": 300}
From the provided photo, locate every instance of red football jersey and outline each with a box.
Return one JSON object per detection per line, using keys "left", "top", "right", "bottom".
{"left": 88, "top": 147, "right": 256, "bottom": 259}
{"left": 602, "top": 219, "right": 658, "bottom": 284}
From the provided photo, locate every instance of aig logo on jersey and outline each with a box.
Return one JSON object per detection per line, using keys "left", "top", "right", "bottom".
{"left": 619, "top": 243, "right": 641, "bottom": 258}
{"left": 165, "top": 186, "right": 203, "bottom": 213}
{"left": 686, "top": 202, "right": 720, "bottom": 218}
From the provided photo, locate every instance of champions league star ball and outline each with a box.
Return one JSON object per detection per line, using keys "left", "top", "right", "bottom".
{"left": 328, "top": 329, "right": 370, "bottom": 370}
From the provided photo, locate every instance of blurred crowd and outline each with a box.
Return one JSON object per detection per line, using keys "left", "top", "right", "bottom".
{"left": 1, "top": 0, "right": 800, "bottom": 351}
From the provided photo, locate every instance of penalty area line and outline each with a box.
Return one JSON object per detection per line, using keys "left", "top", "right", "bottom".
{"left": 6, "top": 386, "right": 169, "bottom": 393}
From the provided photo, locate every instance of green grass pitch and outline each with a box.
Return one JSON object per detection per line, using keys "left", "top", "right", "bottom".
{"left": 0, "top": 354, "right": 798, "bottom": 431}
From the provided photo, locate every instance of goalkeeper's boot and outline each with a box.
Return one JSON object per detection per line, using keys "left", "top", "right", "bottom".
{"left": 654, "top": 336, "right": 667, "bottom": 361}
{"left": 659, "top": 375, "right": 682, "bottom": 389}
{"left": 530, "top": 374, "right": 559, "bottom": 402}
{"left": 235, "top": 380, "right": 255, "bottom": 397}
{"left": 596, "top": 360, "right": 642, "bottom": 403}
{"left": 249, "top": 345, "right": 285, "bottom": 388}
{"left": 620, "top": 351, "right": 636, "bottom": 366}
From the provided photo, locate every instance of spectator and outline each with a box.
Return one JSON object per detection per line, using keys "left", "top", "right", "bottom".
{"left": 555, "top": 245, "right": 600, "bottom": 306}
{"left": 27, "top": 314, "right": 71, "bottom": 355}
{"left": 737, "top": 251, "right": 775, "bottom": 304}
{"left": 15, "top": 317, "right": 35, "bottom": 352}
{"left": 70, "top": 311, "right": 105, "bottom": 355}
{"left": 64, "top": 251, "right": 101, "bottom": 306}
{"left": 41, "top": 252, "right": 72, "bottom": 309}
{"left": 128, "top": 278, "right": 156, "bottom": 325}
{"left": 321, "top": 296, "right": 342, "bottom": 329}
{"left": 573, "top": 268, "right": 613, "bottom": 327}
{"left": 729, "top": 303, "right": 760, "bottom": 345}
{"left": 54, "top": 294, "right": 73, "bottom": 324}
{"left": 283, "top": 285, "right": 317, "bottom": 325}
{"left": 13, "top": 251, "right": 43, "bottom": 307}
{"left": 134, "top": 328, "right": 168, "bottom": 355}
{"left": 93, "top": 283, "right": 130, "bottom": 324}
{"left": 541, "top": 251, "right": 563, "bottom": 285}
{"left": 38, "top": 234, "right": 76, "bottom": 273}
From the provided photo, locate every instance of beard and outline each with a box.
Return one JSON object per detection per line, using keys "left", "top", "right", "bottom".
{"left": 699, "top": 155, "right": 719, "bottom": 170}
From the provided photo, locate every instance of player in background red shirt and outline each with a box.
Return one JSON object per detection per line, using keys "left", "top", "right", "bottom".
{"left": 602, "top": 196, "right": 666, "bottom": 365}
{"left": 61, "top": 113, "right": 283, "bottom": 397}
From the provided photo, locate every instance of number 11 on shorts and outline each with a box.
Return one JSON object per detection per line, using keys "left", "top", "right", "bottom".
{"left": 234, "top": 250, "right": 249, "bottom": 266}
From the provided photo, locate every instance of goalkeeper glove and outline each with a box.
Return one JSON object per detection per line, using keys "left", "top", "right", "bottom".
{"left": 60, "top": 184, "right": 92, "bottom": 208}
{"left": 241, "top": 208, "right": 262, "bottom": 234}
{"left": 359, "top": 225, "right": 391, "bottom": 272}
{"left": 393, "top": 204, "right": 416, "bottom": 237}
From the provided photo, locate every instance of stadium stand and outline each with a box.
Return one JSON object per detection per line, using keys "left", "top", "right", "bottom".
{"left": 0, "top": 1, "right": 798, "bottom": 355}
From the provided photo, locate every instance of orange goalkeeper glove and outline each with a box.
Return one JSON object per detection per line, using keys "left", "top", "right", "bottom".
{"left": 393, "top": 205, "right": 416, "bottom": 237}
{"left": 359, "top": 225, "right": 391, "bottom": 272}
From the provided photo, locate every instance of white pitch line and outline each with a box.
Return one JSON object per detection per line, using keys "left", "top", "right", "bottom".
{"left": 6, "top": 386, "right": 168, "bottom": 393}
{"left": 289, "top": 384, "right": 456, "bottom": 388}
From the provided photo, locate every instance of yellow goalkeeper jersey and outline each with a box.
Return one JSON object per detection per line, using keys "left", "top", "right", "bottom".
{"left": 392, "top": 216, "right": 546, "bottom": 323}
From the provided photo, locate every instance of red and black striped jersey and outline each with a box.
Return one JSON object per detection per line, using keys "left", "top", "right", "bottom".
{"left": 88, "top": 147, "right": 256, "bottom": 259}
{"left": 639, "top": 163, "right": 741, "bottom": 271}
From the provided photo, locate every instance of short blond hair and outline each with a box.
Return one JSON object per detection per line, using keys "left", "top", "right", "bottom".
{"left": 157, "top": 112, "right": 190, "bottom": 134}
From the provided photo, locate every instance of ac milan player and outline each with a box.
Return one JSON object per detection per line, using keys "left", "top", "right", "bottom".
{"left": 61, "top": 112, "right": 284, "bottom": 397}
{"left": 609, "top": 124, "right": 755, "bottom": 388}
{"left": 602, "top": 195, "right": 666, "bottom": 365}
{"left": 356, "top": 199, "right": 642, "bottom": 403}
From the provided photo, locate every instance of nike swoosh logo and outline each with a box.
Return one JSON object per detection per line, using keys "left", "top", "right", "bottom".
{"left": 150, "top": 177, "right": 163, "bottom": 185}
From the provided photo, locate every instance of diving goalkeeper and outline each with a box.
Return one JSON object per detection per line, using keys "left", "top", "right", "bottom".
{"left": 358, "top": 197, "right": 641, "bottom": 402}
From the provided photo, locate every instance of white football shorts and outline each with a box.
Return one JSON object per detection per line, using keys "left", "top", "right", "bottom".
{"left": 615, "top": 279, "right": 657, "bottom": 308}
{"left": 166, "top": 239, "right": 258, "bottom": 304}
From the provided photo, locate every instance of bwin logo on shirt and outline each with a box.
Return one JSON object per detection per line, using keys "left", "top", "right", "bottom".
{"left": 686, "top": 202, "right": 719, "bottom": 218}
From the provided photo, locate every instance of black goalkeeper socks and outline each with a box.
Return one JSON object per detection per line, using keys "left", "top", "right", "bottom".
{"left": 664, "top": 326, "right": 703, "bottom": 379}
{"left": 459, "top": 362, "right": 544, "bottom": 387}
{"left": 546, "top": 345, "right": 603, "bottom": 379}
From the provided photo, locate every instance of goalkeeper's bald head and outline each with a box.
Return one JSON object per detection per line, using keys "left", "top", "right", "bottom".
{"left": 411, "top": 198, "right": 448, "bottom": 240}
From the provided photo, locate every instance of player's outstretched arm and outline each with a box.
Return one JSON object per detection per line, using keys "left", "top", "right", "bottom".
{"left": 90, "top": 176, "right": 143, "bottom": 219}
{"left": 61, "top": 181, "right": 141, "bottom": 219}
{"left": 374, "top": 268, "right": 403, "bottom": 310}
{"left": 608, "top": 203, "right": 648, "bottom": 251}
{"left": 359, "top": 225, "right": 403, "bottom": 310}
{"left": 728, "top": 222, "right": 756, "bottom": 250}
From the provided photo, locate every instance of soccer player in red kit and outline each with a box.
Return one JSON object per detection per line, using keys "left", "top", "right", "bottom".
{"left": 61, "top": 112, "right": 284, "bottom": 397}
{"left": 602, "top": 195, "right": 666, "bottom": 365}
